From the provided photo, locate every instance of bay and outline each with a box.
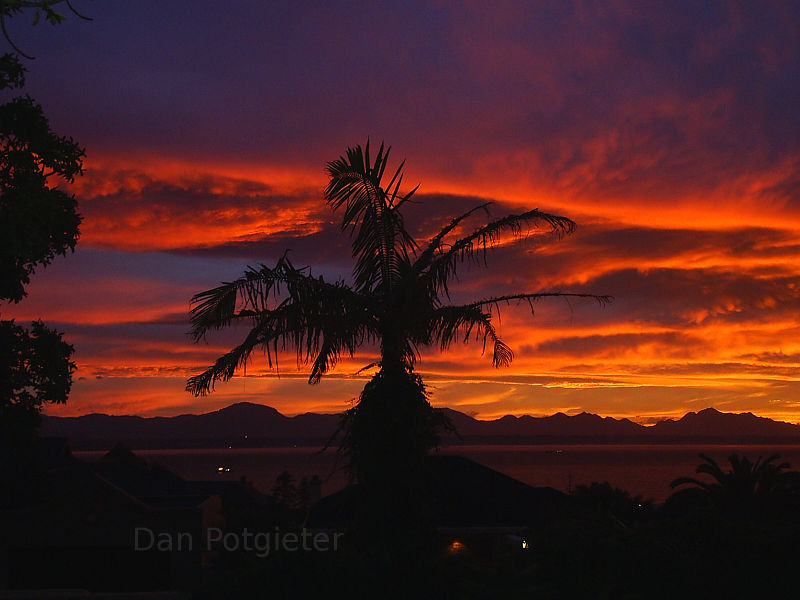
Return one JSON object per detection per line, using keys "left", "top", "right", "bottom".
{"left": 75, "top": 444, "right": 800, "bottom": 503}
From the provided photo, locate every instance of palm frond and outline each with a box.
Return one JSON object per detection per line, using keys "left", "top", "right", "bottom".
{"left": 187, "top": 255, "right": 378, "bottom": 394}
{"left": 425, "top": 293, "right": 610, "bottom": 368}
{"left": 670, "top": 476, "right": 717, "bottom": 492}
{"left": 190, "top": 251, "right": 321, "bottom": 341}
{"left": 466, "top": 292, "right": 614, "bottom": 313}
{"left": 428, "top": 304, "right": 513, "bottom": 367}
{"left": 324, "top": 141, "right": 417, "bottom": 294}
{"left": 413, "top": 201, "right": 493, "bottom": 274}
{"left": 186, "top": 321, "right": 269, "bottom": 396}
{"left": 751, "top": 454, "right": 791, "bottom": 494}
{"left": 420, "top": 208, "right": 576, "bottom": 298}
{"left": 189, "top": 268, "right": 276, "bottom": 343}
{"left": 695, "top": 453, "right": 727, "bottom": 484}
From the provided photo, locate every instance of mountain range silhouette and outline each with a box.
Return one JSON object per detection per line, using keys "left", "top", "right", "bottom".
{"left": 40, "top": 403, "right": 800, "bottom": 450}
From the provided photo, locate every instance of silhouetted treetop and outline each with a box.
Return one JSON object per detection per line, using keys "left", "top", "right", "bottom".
{"left": 187, "top": 140, "right": 610, "bottom": 555}
{"left": 0, "top": 0, "right": 83, "bottom": 452}
{"left": 1, "top": 0, "right": 92, "bottom": 59}
{"left": 0, "top": 94, "right": 84, "bottom": 302}
{"left": 187, "top": 141, "right": 610, "bottom": 394}
{"left": 670, "top": 453, "right": 800, "bottom": 519}
{"left": 0, "top": 318, "right": 74, "bottom": 410}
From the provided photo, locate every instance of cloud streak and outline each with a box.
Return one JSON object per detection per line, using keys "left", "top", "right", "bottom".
{"left": 3, "top": 2, "right": 799, "bottom": 422}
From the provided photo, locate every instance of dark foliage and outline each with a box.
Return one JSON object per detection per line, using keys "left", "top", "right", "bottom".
{"left": 194, "top": 505, "right": 800, "bottom": 600}
{"left": 572, "top": 481, "right": 654, "bottom": 523}
{"left": 0, "top": 93, "right": 84, "bottom": 302}
{"left": 0, "top": 319, "right": 74, "bottom": 481}
{"left": 0, "top": 318, "right": 74, "bottom": 411}
{"left": 1, "top": 12, "right": 85, "bottom": 303}
{"left": 1, "top": 1, "right": 92, "bottom": 59}
{"left": 0, "top": 51, "right": 23, "bottom": 89}
{"left": 669, "top": 453, "right": 800, "bottom": 519}
{"left": 0, "top": 6, "right": 83, "bottom": 499}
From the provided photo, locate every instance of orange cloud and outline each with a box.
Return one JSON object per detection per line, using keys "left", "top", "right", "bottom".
{"left": 9, "top": 159, "right": 799, "bottom": 425}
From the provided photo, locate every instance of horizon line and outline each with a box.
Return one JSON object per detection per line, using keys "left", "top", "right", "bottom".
{"left": 42, "top": 401, "right": 800, "bottom": 427}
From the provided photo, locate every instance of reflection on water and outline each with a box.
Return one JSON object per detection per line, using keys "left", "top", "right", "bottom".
{"left": 75, "top": 444, "right": 800, "bottom": 503}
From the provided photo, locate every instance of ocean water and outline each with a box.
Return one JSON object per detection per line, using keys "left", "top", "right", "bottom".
{"left": 75, "top": 444, "right": 800, "bottom": 503}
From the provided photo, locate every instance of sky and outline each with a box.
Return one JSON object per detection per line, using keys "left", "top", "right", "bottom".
{"left": 3, "top": 1, "right": 800, "bottom": 423}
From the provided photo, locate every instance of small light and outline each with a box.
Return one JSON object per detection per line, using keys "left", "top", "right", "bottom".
{"left": 448, "top": 540, "right": 466, "bottom": 554}
{"left": 217, "top": 467, "right": 224, "bottom": 472}
{"left": 521, "top": 540, "right": 529, "bottom": 550}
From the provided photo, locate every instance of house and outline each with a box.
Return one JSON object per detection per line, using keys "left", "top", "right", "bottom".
{"left": 305, "top": 454, "right": 576, "bottom": 556}
{"left": 0, "top": 440, "right": 267, "bottom": 594}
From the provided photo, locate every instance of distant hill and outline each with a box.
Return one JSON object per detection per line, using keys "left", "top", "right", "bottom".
{"left": 648, "top": 407, "right": 800, "bottom": 438}
{"left": 441, "top": 408, "right": 644, "bottom": 438}
{"left": 41, "top": 402, "right": 341, "bottom": 450}
{"left": 41, "top": 403, "right": 800, "bottom": 450}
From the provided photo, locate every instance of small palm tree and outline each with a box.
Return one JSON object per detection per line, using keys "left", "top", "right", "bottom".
{"left": 670, "top": 453, "right": 799, "bottom": 518}
{"left": 186, "top": 141, "right": 608, "bottom": 492}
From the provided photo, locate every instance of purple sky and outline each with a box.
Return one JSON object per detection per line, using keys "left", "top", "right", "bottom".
{"left": 4, "top": 1, "right": 800, "bottom": 422}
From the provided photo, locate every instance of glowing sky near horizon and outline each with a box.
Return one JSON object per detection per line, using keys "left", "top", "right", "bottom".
{"left": 3, "top": 2, "right": 800, "bottom": 423}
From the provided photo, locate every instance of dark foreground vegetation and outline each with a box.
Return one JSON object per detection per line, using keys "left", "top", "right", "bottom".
{"left": 3, "top": 441, "right": 799, "bottom": 598}
{"left": 198, "top": 512, "right": 799, "bottom": 600}
{"left": 191, "top": 454, "right": 800, "bottom": 600}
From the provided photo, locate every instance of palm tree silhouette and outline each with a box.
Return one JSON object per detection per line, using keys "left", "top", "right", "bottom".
{"left": 670, "top": 453, "right": 799, "bottom": 518}
{"left": 186, "top": 141, "right": 609, "bottom": 506}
